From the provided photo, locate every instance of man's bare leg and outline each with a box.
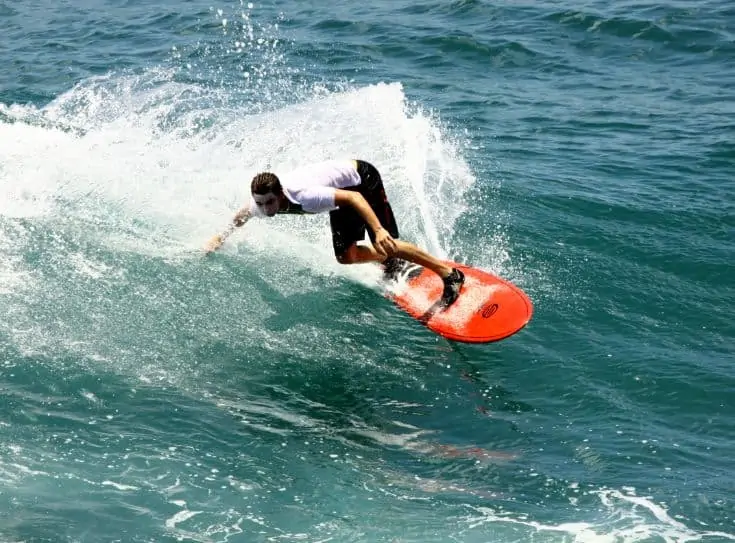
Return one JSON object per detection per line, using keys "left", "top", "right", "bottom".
{"left": 338, "top": 241, "right": 465, "bottom": 308}
{"left": 338, "top": 241, "right": 453, "bottom": 279}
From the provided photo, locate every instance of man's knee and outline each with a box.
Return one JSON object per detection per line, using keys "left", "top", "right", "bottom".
{"left": 336, "top": 245, "right": 357, "bottom": 264}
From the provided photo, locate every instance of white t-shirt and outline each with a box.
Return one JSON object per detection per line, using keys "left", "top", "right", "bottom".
{"left": 249, "top": 160, "right": 361, "bottom": 216}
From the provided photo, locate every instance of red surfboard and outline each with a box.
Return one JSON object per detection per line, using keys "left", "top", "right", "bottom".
{"left": 386, "top": 261, "right": 533, "bottom": 343}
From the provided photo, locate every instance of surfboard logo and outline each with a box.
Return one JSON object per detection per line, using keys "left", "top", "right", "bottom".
{"left": 479, "top": 302, "right": 499, "bottom": 319}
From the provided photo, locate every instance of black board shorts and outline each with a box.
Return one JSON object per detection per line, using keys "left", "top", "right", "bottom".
{"left": 329, "top": 160, "right": 400, "bottom": 257}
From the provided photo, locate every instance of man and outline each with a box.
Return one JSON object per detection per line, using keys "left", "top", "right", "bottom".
{"left": 204, "top": 159, "right": 465, "bottom": 308}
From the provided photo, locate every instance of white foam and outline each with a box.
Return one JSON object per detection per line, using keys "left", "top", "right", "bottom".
{"left": 2, "top": 73, "right": 475, "bottom": 257}
{"left": 165, "top": 508, "right": 202, "bottom": 529}
{"left": 460, "top": 487, "right": 735, "bottom": 542}
{"left": 100, "top": 480, "right": 138, "bottom": 491}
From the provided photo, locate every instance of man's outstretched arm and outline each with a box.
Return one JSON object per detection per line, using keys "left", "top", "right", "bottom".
{"left": 203, "top": 206, "right": 251, "bottom": 253}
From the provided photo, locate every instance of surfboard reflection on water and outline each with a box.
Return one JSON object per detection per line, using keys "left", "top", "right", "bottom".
{"left": 352, "top": 426, "right": 517, "bottom": 463}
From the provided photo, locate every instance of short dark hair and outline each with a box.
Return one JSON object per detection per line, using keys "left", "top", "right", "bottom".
{"left": 251, "top": 172, "right": 282, "bottom": 195}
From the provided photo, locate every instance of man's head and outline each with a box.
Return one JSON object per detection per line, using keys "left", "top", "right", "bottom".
{"left": 251, "top": 172, "right": 283, "bottom": 217}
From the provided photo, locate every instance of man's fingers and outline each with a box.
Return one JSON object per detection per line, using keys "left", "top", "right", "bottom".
{"left": 380, "top": 240, "right": 396, "bottom": 257}
{"left": 374, "top": 230, "right": 398, "bottom": 257}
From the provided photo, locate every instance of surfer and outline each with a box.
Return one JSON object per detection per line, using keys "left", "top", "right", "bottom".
{"left": 204, "top": 159, "right": 465, "bottom": 308}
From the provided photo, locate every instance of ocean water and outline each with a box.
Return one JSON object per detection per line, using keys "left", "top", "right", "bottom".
{"left": 1, "top": 0, "right": 734, "bottom": 541}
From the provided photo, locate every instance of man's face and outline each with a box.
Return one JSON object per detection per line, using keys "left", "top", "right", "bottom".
{"left": 253, "top": 191, "right": 280, "bottom": 217}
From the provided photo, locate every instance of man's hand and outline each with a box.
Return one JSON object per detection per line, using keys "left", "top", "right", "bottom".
{"left": 203, "top": 234, "right": 225, "bottom": 254}
{"left": 204, "top": 207, "right": 250, "bottom": 255}
{"left": 374, "top": 227, "right": 398, "bottom": 257}
{"left": 203, "top": 223, "right": 236, "bottom": 254}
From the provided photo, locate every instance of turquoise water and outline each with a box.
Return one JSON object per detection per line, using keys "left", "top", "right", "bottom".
{"left": 1, "top": 0, "right": 734, "bottom": 541}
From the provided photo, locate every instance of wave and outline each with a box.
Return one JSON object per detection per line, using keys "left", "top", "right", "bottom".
{"left": 0, "top": 65, "right": 479, "bottom": 373}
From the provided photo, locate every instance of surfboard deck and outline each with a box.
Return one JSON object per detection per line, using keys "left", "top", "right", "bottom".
{"left": 384, "top": 260, "right": 533, "bottom": 343}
